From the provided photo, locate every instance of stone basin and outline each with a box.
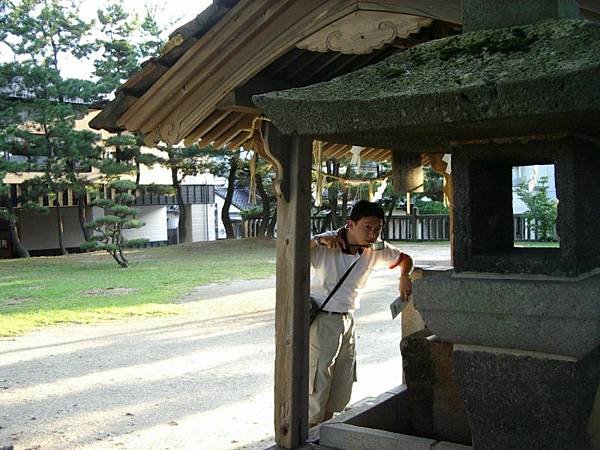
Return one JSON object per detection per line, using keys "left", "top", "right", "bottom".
{"left": 413, "top": 270, "right": 600, "bottom": 359}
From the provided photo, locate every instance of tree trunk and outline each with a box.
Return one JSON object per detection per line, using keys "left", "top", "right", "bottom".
{"left": 222, "top": 155, "right": 238, "bottom": 239}
{"left": 1, "top": 198, "right": 29, "bottom": 258}
{"left": 326, "top": 159, "right": 340, "bottom": 229}
{"left": 55, "top": 193, "right": 68, "bottom": 255}
{"left": 77, "top": 194, "right": 92, "bottom": 241}
{"left": 7, "top": 209, "right": 29, "bottom": 258}
{"left": 341, "top": 164, "right": 353, "bottom": 223}
{"left": 255, "top": 172, "right": 271, "bottom": 238}
{"left": 267, "top": 206, "right": 277, "bottom": 238}
{"left": 135, "top": 160, "right": 141, "bottom": 187}
{"left": 385, "top": 195, "right": 398, "bottom": 241}
{"left": 171, "top": 167, "right": 187, "bottom": 244}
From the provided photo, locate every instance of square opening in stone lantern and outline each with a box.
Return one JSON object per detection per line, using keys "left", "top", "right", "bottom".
{"left": 452, "top": 136, "right": 600, "bottom": 277}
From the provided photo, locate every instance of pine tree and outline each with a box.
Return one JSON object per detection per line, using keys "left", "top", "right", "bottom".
{"left": 81, "top": 179, "right": 146, "bottom": 268}
{"left": 0, "top": 0, "right": 100, "bottom": 255}
{"left": 515, "top": 176, "right": 558, "bottom": 242}
{"left": 155, "top": 144, "right": 211, "bottom": 243}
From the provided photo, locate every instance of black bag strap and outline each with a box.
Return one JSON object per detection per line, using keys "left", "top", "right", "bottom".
{"left": 310, "top": 256, "right": 360, "bottom": 325}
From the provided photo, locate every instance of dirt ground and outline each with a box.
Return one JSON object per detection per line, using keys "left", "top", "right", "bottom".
{"left": 0, "top": 243, "right": 450, "bottom": 450}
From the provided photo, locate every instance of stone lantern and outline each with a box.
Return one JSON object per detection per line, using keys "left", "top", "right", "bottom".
{"left": 255, "top": 0, "right": 600, "bottom": 447}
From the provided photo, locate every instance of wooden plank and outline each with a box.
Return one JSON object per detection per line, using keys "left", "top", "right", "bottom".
{"left": 266, "top": 124, "right": 312, "bottom": 450}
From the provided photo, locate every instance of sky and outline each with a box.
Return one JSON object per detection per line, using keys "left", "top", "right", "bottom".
{"left": 1, "top": 0, "right": 213, "bottom": 80}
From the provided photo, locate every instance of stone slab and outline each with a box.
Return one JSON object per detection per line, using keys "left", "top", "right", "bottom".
{"left": 413, "top": 271, "right": 600, "bottom": 358}
{"left": 463, "top": 0, "right": 579, "bottom": 32}
{"left": 453, "top": 345, "right": 599, "bottom": 449}
{"left": 433, "top": 442, "right": 472, "bottom": 450}
{"left": 319, "top": 423, "right": 436, "bottom": 450}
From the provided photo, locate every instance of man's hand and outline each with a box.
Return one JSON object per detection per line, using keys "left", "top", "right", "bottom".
{"left": 314, "top": 235, "right": 345, "bottom": 250}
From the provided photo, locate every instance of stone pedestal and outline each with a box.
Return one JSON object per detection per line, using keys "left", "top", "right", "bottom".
{"left": 401, "top": 330, "right": 471, "bottom": 445}
{"left": 414, "top": 272, "right": 600, "bottom": 449}
{"left": 453, "top": 345, "right": 599, "bottom": 450}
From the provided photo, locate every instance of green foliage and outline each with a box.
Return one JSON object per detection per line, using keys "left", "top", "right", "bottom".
{"left": 110, "top": 179, "right": 137, "bottom": 191}
{"left": 93, "top": 1, "right": 166, "bottom": 97}
{"left": 241, "top": 206, "right": 263, "bottom": 220}
{"left": 124, "top": 237, "right": 149, "bottom": 248}
{"left": 414, "top": 199, "right": 448, "bottom": 214}
{"left": 515, "top": 176, "right": 558, "bottom": 242}
{"left": 1, "top": 0, "right": 102, "bottom": 255}
{"left": 83, "top": 181, "right": 145, "bottom": 267}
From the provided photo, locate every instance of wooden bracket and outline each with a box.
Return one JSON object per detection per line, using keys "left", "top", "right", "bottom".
{"left": 258, "top": 121, "right": 291, "bottom": 202}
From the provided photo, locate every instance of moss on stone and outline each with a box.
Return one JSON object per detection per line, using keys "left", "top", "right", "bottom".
{"left": 259, "top": 19, "right": 599, "bottom": 102}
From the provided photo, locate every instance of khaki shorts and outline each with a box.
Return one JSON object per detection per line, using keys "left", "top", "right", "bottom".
{"left": 308, "top": 312, "right": 356, "bottom": 424}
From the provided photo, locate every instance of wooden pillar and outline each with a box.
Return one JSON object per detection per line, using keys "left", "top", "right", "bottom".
{"left": 264, "top": 124, "right": 312, "bottom": 449}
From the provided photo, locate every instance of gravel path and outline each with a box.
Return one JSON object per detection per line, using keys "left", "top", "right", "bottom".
{"left": 0, "top": 244, "right": 450, "bottom": 450}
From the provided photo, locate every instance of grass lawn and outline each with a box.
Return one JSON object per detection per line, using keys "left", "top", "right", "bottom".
{"left": 0, "top": 239, "right": 277, "bottom": 336}
{"left": 514, "top": 241, "right": 560, "bottom": 248}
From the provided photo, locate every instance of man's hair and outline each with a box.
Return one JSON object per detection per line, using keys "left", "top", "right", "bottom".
{"left": 349, "top": 200, "right": 385, "bottom": 222}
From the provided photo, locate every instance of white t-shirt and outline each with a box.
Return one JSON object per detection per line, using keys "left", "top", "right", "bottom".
{"left": 310, "top": 229, "right": 401, "bottom": 313}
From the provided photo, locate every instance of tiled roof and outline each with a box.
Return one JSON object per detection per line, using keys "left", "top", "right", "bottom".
{"left": 214, "top": 186, "right": 258, "bottom": 211}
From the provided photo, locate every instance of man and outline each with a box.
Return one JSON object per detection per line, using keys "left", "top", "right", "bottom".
{"left": 309, "top": 200, "right": 413, "bottom": 426}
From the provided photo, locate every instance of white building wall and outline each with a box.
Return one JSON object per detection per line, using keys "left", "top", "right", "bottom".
{"left": 512, "top": 164, "right": 557, "bottom": 214}
{"left": 93, "top": 205, "right": 167, "bottom": 243}
{"left": 188, "top": 203, "right": 219, "bottom": 242}
{"left": 19, "top": 207, "right": 87, "bottom": 250}
{"left": 121, "top": 206, "right": 167, "bottom": 243}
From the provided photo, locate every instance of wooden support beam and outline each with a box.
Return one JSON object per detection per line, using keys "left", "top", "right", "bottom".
{"left": 216, "top": 76, "right": 298, "bottom": 115}
{"left": 265, "top": 124, "right": 312, "bottom": 450}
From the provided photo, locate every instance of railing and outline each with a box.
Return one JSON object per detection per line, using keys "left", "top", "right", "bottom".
{"left": 384, "top": 213, "right": 450, "bottom": 241}
{"left": 243, "top": 213, "right": 556, "bottom": 242}
{"left": 243, "top": 218, "right": 264, "bottom": 239}
{"left": 513, "top": 214, "right": 558, "bottom": 241}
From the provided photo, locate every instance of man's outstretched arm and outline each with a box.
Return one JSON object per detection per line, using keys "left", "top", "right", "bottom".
{"left": 389, "top": 253, "right": 413, "bottom": 300}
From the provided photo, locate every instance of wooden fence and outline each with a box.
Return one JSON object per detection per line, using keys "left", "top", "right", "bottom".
{"left": 243, "top": 213, "right": 556, "bottom": 242}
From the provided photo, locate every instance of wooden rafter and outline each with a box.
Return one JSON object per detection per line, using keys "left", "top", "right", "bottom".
{"left": 228, "top": 131, "right": 252, "bottom": 150}
{"left": 213, "top": 115, "right": 256, "bottom": 148}
{"left": 184, "top": 110, "right": 232, "bottom": 145}
{"left": 199, "top": 112, "right": 245, "bottom": 144}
